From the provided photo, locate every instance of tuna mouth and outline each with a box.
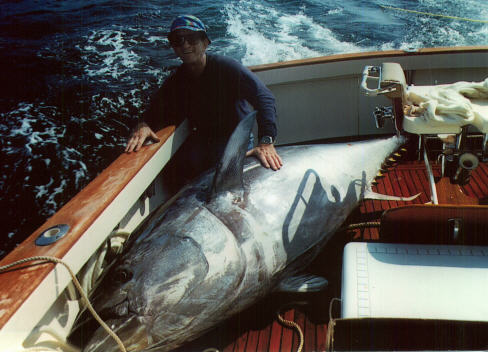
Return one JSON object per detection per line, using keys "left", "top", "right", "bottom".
{"left": 81, "top": 314, "right": 150, "bottom": 352}
{"left": 68, "top": 297, "right": 140, "bottom": 349}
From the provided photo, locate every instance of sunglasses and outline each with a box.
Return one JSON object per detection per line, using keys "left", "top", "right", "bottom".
{"left": 168, "top": 32, "right": 205, "bottom": 47}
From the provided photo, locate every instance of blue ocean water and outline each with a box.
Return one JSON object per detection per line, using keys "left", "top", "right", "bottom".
{"left": 0, "top": 0, "right": 487, "bottom": 258}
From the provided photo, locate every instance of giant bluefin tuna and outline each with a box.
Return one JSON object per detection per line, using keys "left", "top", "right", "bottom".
{"left": 75, "top": 112, "right": 406, "bottom": 351}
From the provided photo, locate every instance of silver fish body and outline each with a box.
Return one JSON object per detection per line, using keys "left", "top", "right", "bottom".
{"left": 79, "top": 134, "right": 403, "bottom": 351}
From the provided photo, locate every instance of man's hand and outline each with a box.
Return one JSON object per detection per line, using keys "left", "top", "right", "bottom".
{"left": 246, "top": 143, "right": 283, "bottom": 171}
{"left": 125, "top": 122, "right": 160, "bottom": 153}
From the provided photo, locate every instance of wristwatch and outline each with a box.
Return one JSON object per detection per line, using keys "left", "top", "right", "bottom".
{"left": 259, "top": 136, "right": 275, "bottom": 145}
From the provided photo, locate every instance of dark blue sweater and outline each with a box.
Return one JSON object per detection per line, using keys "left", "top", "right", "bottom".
{"left": 143, "top": 53, "right": 277, "bottom": 153}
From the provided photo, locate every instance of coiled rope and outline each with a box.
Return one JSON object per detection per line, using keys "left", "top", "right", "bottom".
{"left": 0, "top": 256, "right": 127, "bottom": 352}
{"left": 380, "top": 5, "right": 488, "bottom": 24}
{"left": 276, "top": 311, "right": 304, "bottom": 352}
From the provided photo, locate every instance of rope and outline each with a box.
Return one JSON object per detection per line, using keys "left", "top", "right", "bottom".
{"left": 380, "top": 5, "right": 488, "bottom": 24}
{"left": 0, "top": 256, "right": 127, "bottom": 352}
{"left": 329, "top": 298, "right": 342, "bottom": 322}
{"left": 21, "top": 326, "right": 80, "bottom": 352}
{"left": 339, "top": 221, "right": 381, "bottom": 232}
{"left": 276, "top": 311, "right": 304, "bottom": 352}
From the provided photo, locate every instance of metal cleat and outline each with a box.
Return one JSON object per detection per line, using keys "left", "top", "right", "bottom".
{"left": 373, "top": 106, "right": 394, "bottom": 129}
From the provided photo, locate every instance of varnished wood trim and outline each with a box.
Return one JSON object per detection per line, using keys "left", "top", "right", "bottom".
{"left": 379, "top": 203, "right": 488, "bottom": 245}
{"left": 0, "top": 126, "right": 175, "bottom": 331}
{"left": 250, "top": 46, "right": 488, "bottom": 72}
{"left": 436, "top": 177, "right": 480, "bottom": 205}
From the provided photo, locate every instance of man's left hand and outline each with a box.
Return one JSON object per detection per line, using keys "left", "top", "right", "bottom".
{"left": 246, "top": 144, "right": 283, "bottom": 171}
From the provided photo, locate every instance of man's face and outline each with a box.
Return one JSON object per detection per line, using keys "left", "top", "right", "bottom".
{"left": 169, "top": 29, "right": 208, "bottom": 64}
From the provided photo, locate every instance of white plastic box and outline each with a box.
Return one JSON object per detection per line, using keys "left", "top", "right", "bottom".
{"left": 341, "top": 242, "right": 488, "bottom": 321}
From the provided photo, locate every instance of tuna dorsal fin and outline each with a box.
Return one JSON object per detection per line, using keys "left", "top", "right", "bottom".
{"left": 209, "top": 111, "right": 256, "bottom": 199}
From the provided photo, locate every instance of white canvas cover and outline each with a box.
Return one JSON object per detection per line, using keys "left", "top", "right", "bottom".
{"left": 404, "top": 78, "right": 488, "bottom": 134}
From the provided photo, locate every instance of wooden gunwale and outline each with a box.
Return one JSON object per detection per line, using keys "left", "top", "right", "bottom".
{"left": 249, "top": 46, "right": 488, "bottom": 72}
{"left": 0, "top": 126, "right": 175, "bottom": 333}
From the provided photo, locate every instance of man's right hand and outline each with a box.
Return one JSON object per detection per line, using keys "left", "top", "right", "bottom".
{"left": 125, "top": 122, "right": 160, "bottom": 153}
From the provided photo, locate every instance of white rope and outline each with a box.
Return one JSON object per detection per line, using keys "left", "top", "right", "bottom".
{"left": 0, "top": 256, "right": 127, "bottom": 352}
{"left": 329, "top": 297, "right": 341, "bottom": 322}
{"left": 276, "top": 310, "right": 304, "bottom": 352}
{"left": 21, "top": 326, "right": 80, "bottom": 352}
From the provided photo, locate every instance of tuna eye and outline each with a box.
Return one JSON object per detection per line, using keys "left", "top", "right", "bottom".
{"left": 114, "top": 267, "right": 133, "bottom": 283}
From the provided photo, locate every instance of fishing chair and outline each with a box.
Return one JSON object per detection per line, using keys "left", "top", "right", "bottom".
{"left": 361, "top": 62, "right": 488, "bottom": 196}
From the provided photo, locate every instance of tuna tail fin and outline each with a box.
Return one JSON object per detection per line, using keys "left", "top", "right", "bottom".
{"left": 209, "top": 111, "right": 256, "bottom": 199}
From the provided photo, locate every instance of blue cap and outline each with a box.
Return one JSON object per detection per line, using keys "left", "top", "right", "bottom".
{"left": 168, "top": 15, "right": 211, "bottom": 44}
{"left": 170, "top": 15, "right": 207, "bottom": 33}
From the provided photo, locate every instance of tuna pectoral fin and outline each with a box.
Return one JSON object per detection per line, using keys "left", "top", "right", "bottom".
{"left": 277, "top": 274, "right": 328, "bottom": 293}
{"left": 364, "top": 189, "right": 421, "bottom": 202}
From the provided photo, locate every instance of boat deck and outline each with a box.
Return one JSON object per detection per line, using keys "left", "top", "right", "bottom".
{"left": 177, "top": 157, "right": 488, "bottom": 352}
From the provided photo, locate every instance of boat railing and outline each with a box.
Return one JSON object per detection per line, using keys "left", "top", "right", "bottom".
{"left": 0, "top": 120, "right": 189, "bottom": 349}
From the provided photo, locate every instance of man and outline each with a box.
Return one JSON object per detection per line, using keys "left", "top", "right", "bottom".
{"left": 125, "top": 15, "right": 282, "bottom": 187}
